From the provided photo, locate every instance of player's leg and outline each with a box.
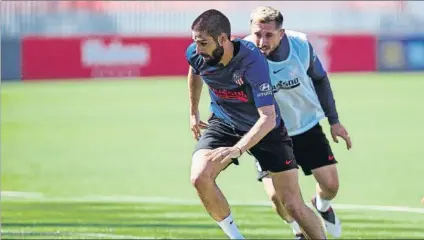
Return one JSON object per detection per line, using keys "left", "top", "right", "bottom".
{"left": 269, "top": 169, "right": 326, "bottom": 239}
{"left": 256, "top": 164, "right": 304, "bottom": 239}
{"left": 312, "top": 165, "right": 339, "bottom": 207}
{"left": 261, "top": 175, "right": 304, "bottom": 239}
{"left": 300, "top": 124, "right": 341, "bottom": 237}
{"left": 262, "top": 176, "right": 295, "bottom": 223}
{"left": 311, "top": 165, "right": 341, "bottom": 238}
{"left": 190, "top": 118, "right": 244, "bottom": 239}
{"left": 191, "top": 149, "right": 232, "bottom": 220}
{"left": 250, "top": 125, "right": 327, "bottom": 239}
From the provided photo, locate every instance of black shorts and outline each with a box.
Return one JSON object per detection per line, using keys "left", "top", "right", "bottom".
{"left": 194, "top": 115, "right": 298, "bottom": 173}
{"left": 256, "top": 123, "right": 337, "bottom": 181}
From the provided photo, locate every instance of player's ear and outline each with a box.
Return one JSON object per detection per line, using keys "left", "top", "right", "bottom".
{"left": 218, "top": 33, "right": 227, "bottom": 45}
{"left": 217, "top": 35, "right": 223, "bottom": 46}
{"left": 279, "top": 29, "right": 285, "bottom": 39}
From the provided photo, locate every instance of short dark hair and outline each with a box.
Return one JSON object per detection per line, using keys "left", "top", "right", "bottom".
{"left": 191, "top": 9, "right": 231, "bottom": 40}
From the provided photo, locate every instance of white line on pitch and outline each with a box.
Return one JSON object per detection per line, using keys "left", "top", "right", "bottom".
{"left": 2, "top": 191, "right": 424, "bottom": 214}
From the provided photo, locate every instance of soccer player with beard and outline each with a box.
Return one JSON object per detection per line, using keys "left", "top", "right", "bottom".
{"left": 186, "top": 9, "right": 327, "bottom": 240}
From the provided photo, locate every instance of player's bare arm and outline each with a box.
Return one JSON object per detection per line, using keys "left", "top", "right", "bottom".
{"left": 188, "top": 66, "right": 203, "bottom": 114}
{"left": 207, "top": 105, "right": 277, "bottom": 165}
{"left": 187, "top": 66, "right": 208, "bottom": 140}
{"left": 234, "top": 105, "right": 276, "bottom": 152}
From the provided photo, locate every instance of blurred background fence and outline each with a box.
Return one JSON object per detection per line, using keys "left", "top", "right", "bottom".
{"left": 2, "top": 1, "right": 424, "bottom": 80}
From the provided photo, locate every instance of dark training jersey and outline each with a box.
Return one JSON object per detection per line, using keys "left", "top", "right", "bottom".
{"left": 186, "top": 39, "right": 282, "bottom": 132}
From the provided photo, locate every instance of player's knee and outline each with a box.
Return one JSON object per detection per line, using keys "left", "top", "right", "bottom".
{"left": 327, "top": 180, "right": 339, "bottom": 196}
{"left": 314, "top": 165, "right": 339, "bottom": 197}
{"left": 269, "top": 191, "right": 280, "bottom": 208}
{"left": 282, "top": 197, "right": 304, "bottom": 219}
{"left": 320, "top": 176, "right": 339, "bottom": 197}
{"left": 276, "top": 187, "right": 304, "bottom": 219}
{"left": 190, "top": 150, "right": 215, "bottom": 189}
{"left": 190, "top": 162, "right": 214, "bottom": 189}
{"left": 190, "top": 171, "right": 212, "bottom": 189}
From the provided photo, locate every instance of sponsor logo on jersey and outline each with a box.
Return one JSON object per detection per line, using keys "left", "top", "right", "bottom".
{"left": 209, "top": 87, "right": 249, "bottom": 102}
{"left": 257, "top": 83, "right": 273, "bottom": 97}
{"left": 273, "top": 78, "right": 301, "bottom": 91}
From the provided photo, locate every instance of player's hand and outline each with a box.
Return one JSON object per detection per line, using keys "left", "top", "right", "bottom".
{"left": 330, "top": 123, "right": 352, "bottom": 150}
{"left": 205, "top": 147, "right": 242, "bottom": 166}
{"left": 190, "top": 111, "right": 208, "bottom": 140}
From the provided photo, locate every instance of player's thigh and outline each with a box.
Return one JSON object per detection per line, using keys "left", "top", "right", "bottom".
{"left": 269, "top": 169, "right": 304, "bottom": 207}
{"left": 292, "top": 123, "right": 337, "bottom": 176}
{"left": 191, "top": 120, "right": 239, "bottom": 180}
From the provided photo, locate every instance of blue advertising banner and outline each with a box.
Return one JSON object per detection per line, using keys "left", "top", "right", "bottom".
{"left": 1, "top": 37, "right": 22, "bottom": 81}
{"left": 378, "top": 35, "right": 424, "bottom": 72}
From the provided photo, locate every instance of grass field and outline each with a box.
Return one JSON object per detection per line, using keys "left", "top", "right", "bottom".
{"left": 2, "top": 73, "right": 424, "bottom": 239}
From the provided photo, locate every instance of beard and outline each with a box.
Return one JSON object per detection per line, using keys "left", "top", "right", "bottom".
{"left": 259, "top": 46, "right": 271, "bottom": 56}
{"left": 201, "top": 43, "right": 224, "bottom": 66}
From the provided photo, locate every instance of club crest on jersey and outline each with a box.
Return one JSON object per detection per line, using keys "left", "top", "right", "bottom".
{"left": 232, "top": 71, "right": 244, "bottom": 86}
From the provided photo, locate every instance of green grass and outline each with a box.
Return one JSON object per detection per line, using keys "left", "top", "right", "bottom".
{"left": 2, "top": 201, "right": 424, "bottom": 239}
{"left": 2, "top": 73, "right": 424, "bottom": 239}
